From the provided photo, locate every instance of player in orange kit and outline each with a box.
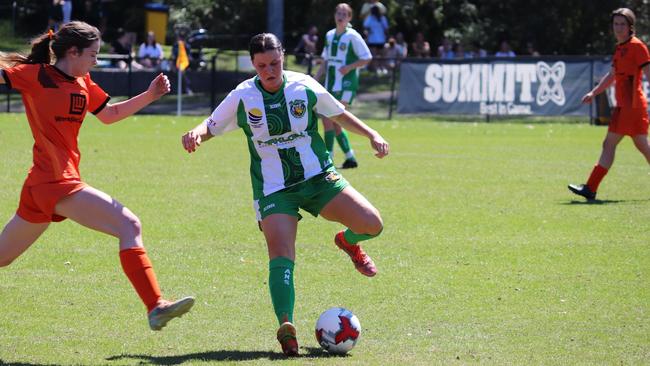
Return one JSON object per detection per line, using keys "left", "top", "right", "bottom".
{"left": 569, "top": 8, "right": 650, "bottom": 201}
{"left": 0, "top": 21, "right": 194, "bottom": 329}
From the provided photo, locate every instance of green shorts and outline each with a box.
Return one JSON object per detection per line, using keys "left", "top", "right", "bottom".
{"left": 331, "top": 90, "right": 356, "bottom": 105}
{"left": 254, "top": 169, "right": 349, "bottom": 221}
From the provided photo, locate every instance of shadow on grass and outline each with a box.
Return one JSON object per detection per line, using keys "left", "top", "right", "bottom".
{"left": 561, "top": 198, "right": 650, "bottom": 205}
{"left": 0, "top": 360, "right": 61, "bottom": 366}
{"left": 106, "top": 347, "right": 347, "bottom": 364}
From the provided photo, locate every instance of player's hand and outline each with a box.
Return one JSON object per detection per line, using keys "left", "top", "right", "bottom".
{"left": 370, "top": 133, "right": 389, "bottom": 158}
{"left": 148, "top": 73, "right": 171, "bottom": 100}
{"left": 339, "top": 65, "right": 351, "bottom": 76}
{"left": 581, "top": 92, "right": 594, "bottom": 104}
{"left": 182, "top": 130, "right": 202, "bottom": 153}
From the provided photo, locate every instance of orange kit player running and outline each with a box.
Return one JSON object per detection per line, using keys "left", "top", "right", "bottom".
{"left": 569, "top": 8, "right": 650, "bottom": 201}
{"left": 0, "top": 21, "right": 194, "bottom": 330}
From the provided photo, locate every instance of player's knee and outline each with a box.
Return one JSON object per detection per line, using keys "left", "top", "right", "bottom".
{"left": 118, "top": 211, "right": 142, "bottom": 240}
{"left": 364, "top": 212, "right": 383, "bottom": 236}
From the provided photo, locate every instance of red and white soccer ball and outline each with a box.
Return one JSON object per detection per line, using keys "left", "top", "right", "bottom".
{"left": 315, "top": 307, "right": 361, "bottom": 354}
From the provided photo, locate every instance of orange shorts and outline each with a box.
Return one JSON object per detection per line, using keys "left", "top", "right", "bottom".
{"left": 609, "top": 107, "right": 649, "bottom": 136}
{"left": 17, "top": 181, "right": 87, "bottom": 223}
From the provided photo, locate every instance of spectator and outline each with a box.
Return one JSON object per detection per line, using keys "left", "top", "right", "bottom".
{"left": 495, "top": 40, "right": 516, "bottom": 57}
{"left": 526, "top": 41, "right": 541, "bottom": 56}
{"left": 411, "top": 32, "right": 431, "bottom": 58}
{"left": 138, "top": 31, "right": 164, "bottom": 69}
{"left": 452, "top": 41, "right": 466, "bottom": 59}
{"left": 360, "top": 0, "right": 387, "bottom": 21}
{"left": 363, "top": 5, "right": 389, "bottom": 73}
{"left": 437, "top": 37, "right": 454, "bottom": 59}
{"left": 110, "top": 30, "right": 143, "bottom": 70}
{"left": 61, "top": 0, "right": 72, "bottom": 24}
{"left": 394, "top": 32, "right": 408, "bottom": 58}
{"left": 48, "top": 0, "right": 64, "bottom": 31}
{"left": 383, "top": 37, "right": 404, "bottom": 70}
{"left": 467, "top": 41, "right": 488, "bottom": 58}
{"left": 293, "top": 25, "right": 319, "bottom": 65}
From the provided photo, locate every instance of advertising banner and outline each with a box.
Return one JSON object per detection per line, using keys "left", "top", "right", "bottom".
{"left": 396, "top": 57, "right": 647, "bottom": 116}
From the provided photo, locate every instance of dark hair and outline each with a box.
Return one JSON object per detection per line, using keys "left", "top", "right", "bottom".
{"left": 611, "top": 8, "right": 636, "bottom": 35}
{"left": 0, "top": 21, "right": 100, "bottom": 68}
{"left": 249, "top": 33, "right": 284, "bottom": 60}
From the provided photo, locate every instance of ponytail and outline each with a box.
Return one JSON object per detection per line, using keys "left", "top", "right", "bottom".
{"left": 0, "top": 21, "right": 100, "bottom": 68}
{"left": 0, "top": 33, "right": 52, "bottom": 68}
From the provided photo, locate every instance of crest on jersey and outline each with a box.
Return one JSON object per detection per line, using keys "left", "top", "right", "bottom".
{"left": 248, "top": 108, "right": 263, "bottom": 127}
{"left": 289, "top": 99, "right": 307, "bottom": 118}
{"left": 339, "top": 42, "right": 347, "bottom": 52}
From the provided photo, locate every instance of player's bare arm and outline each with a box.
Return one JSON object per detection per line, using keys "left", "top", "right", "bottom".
{"left": 314, "top": 60, "right": 327, "bottom": 81}
{"left": 331, "top": 111, "right": 389, "bottom": 158}
{"left": 96, "top": 73, "right": 170, "bottom": 124}
{"left": 582, "top": 68, "right": 614, "bottom": 104}
{"left": 182, "top": 121, "right": 214, "bottom": 153}
{"left": 340, "top": 59, "right": 371, "bottom": 76}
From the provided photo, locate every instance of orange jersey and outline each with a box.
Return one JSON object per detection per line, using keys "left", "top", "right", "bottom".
{"left": 2, "top": 64, "right": 109, "bottom": 185}
{"left": 612, "top": 36, "right": 650, "bottom": 109}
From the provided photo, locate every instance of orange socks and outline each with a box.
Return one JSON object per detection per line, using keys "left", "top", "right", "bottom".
{"left": 119, "top": 247, "right": 162, "bottom": 312}
{"left": 586, "top": 164, "right": 608, "bottom": 192}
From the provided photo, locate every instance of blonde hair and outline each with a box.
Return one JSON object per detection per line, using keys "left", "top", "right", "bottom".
{"left": 336, "top": 3, "right": 353, "bottom": 18}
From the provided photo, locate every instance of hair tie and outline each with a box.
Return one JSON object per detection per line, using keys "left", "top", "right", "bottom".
{"left": 48, "top": 29, "right": 54, "bottom": 40}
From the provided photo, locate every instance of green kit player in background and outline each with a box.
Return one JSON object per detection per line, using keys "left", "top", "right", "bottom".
{"left": 315, "top": 2, "right": 372, "bottom": 169}
{"left": 181, "top": 33, "right": 389, "bottom": 356}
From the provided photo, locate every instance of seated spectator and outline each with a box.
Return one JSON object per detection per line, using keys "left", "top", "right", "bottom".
{"left": 467, "top": 41, "right": 488, "bottom": 58}
{"left": 411, "top": 32, "right": 431, "bottom": 58}
{"left": 383, "top": 37, "right": 404, "bottom": 71}
{"left": 394, "top": 32, "right": 408, "bottom": 58}
{"left": 495, "top": 40, "right": 516, "bottom": 57}
{"left": 110, "top": 30, "right": 143, "bottom": 69}
{"left": 293, "top": 25, "right": 319, "bottom": 65}
{"left": 437, "top": 37, "right": 454, "bottom": 59}
{"left": 452, "top": 41, "right": 467, "bottom": 59}
{"left": 360, "top": 0, "right": 387, "bottom": 21}
{"left": 138, "top": 31, "right": 164, "bottom": 69}
{"left": 526, "top": 41, "right": 540, "bottom": 56}
{"left": 363, "top": 5, "right": 389, "bottom": 73}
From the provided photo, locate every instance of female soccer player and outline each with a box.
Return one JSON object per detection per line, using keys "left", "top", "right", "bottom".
{"left": 0, "top": 21, "right": 194, "bottom": 330}
{"left": 315, "top": 3, "right": 373, "bottom": 169}
{"left": 569, "top": 8, "right": 650, "bottom": 201}
{"left": 182, "top": 33, "right": 389, "bottom": 356}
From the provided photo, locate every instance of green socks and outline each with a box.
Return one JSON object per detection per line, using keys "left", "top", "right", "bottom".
{"left": 343, "top": 227, "right": 382, "bottom": 244}
{"left": 324, "top": 130, "right": 335, "bottom": 154}
{"left": 269, "top": 256, "right": 295, "bottom": 325}
{"left": 336, "top": 130, "right": 353, "bottom": 155}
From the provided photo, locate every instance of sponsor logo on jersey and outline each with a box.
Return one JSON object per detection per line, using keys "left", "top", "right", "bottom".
{"left": 69, "top": 93, "right": 86, "bottom": 115}
{"left": 289, "top": 99, "right": 306, "bottom": 118}
{"left": 248, "top": 108, "right": 264, "bottom": 128}
{"left": 256, "top": 131, "right": 307, "bottom": 148}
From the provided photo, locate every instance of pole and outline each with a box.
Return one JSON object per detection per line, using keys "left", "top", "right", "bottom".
{"left": 177, "top": 69, "right": 182, "bottom": 116}
{"left": 388, "top": 57, "right": 397, "bottom": 120}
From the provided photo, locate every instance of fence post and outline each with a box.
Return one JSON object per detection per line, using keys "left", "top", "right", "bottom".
{"left": 388, "top": 57, "right": 397, "bottom": 120}
{"left": 211, "top": 54, "right": 217, "bottom": 111}
{"left": 127, "top": 55, "right": 133, "bottom": 98}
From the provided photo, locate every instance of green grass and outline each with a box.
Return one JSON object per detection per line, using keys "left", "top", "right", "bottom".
{"left": 0, "top": 113, "right": 648, "bottom": 365}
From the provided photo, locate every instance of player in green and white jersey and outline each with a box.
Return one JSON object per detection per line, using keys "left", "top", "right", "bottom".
{"left": 181, "top": 33, "right": 389, "bottom": 357}
{"left": 315, "top": 3, "right": 372, "bottom": 169}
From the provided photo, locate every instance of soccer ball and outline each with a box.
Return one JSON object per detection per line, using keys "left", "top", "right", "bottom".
{"left": 315, "top": 307, "right": 361, "bottom": 354}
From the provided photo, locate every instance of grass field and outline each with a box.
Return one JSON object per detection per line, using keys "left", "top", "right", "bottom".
{"left": 0, "top": 113, "right": 648, "bottom": 365}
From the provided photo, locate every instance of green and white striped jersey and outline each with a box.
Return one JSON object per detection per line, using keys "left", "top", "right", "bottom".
{"left": 204, "top": 70, "right": 345, "bottom": 199}
{"left": 321, "top": 28, "right": 372, "bottom": 93}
